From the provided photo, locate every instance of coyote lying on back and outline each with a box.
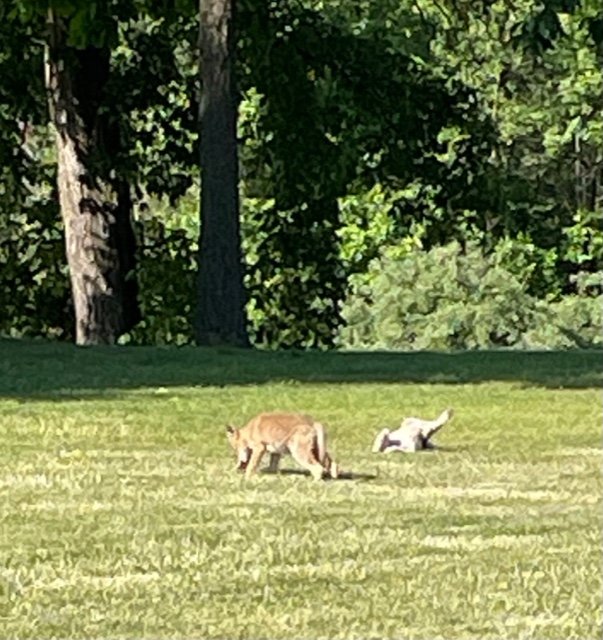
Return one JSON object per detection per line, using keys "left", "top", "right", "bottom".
{"left": 372, "top": 408, "right": 454, "bottom": 453}
{"left": 226, "top": 412, "right": 339, "bottom": 480}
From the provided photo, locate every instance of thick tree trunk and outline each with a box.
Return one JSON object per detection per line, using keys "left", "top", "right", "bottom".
{"left": 45, "top": 12, "right": 139, "bottom": 345}
{"left": 196, "top": 0, "right": 249, "bottom": 347}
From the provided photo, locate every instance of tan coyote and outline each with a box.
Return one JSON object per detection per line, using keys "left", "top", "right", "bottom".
{"left": 226, "top": 412, "right": 339, "bottom": 480}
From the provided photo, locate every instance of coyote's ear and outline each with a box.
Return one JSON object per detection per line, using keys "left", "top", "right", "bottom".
{"left": 225, "top": 424, "right": 236, "bottom": 435}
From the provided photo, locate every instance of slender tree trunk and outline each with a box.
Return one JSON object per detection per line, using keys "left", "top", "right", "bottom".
{"left": 196, "top": 0, "right": 249, "bottom": 347}
{"left": 45, "top": 11, "right": 139, "bottom": 345}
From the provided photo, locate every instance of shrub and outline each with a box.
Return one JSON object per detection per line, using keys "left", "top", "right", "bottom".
{"left": 339, "top": 241, "right": 542, "bottom": 350}
{"left": 339, "top": 241, "right": 603, "bottom": 351}
{"left": 522, "top": 272, "right": 603, "bottom": 349}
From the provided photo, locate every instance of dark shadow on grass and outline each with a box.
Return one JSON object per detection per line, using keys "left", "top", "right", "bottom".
{"left": 260, "top": 467, "right": 378, "bottom": 482}
{"left": 371, "top": 444, "right": 463, "bottom": 456}
{"left": 1, "top": 338, "right": 601, "bottom": 400}
{"left": 418, "top": 444, "right": 464, "bottom": 453}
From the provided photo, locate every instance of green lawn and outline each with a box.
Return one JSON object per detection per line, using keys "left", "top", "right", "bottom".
{"left": 1, "top": 340, "right": 601, "bottom": 639}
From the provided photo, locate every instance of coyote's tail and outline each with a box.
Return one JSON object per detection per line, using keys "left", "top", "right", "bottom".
{"left": 313, "top": 421, "right": 327, "bottom": 464}
{"left": 313, "top": 421, "right": 339, "bottom": 478}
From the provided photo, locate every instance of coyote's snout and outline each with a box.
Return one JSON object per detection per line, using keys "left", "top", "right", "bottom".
{"left": 226, "top": 412, "right": 339, "bottom": 481}
{"left": 372, "top": 408, "right": 454, "bottom": 453}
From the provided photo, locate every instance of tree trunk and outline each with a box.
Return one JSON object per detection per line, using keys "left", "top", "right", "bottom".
{"left": 45, "top": 12, "right": 139, "bottom": 346}
{"left": 196, "top": 0, "right": 249, "bottom": 347}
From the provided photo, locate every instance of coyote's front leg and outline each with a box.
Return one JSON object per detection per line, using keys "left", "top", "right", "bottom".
{"left": 244, "top": 446, "right": 266, "bottom": 480}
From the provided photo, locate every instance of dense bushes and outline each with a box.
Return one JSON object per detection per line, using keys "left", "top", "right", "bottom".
{"left": 522, "top": 272, "right": 603, "bottom": 349}
{"left": 339, "top": 241, "right": 602, "bottom": 351}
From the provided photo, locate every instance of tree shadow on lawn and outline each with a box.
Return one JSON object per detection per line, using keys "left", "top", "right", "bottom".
{"left": 1, "top": 338, "right": 601, "bottom": 400}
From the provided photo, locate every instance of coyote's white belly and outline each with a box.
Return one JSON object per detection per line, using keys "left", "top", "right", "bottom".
{"left": 372, "top": 408, "right": 454, "bottom": 453}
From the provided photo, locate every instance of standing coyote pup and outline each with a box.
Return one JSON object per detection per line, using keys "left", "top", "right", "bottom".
{"left": 226, "top": 412, "right": 339, "bottom": 481}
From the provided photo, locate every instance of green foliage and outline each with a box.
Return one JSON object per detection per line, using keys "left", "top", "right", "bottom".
{"left": 561, "top": 210, "right": 603, "bottom": 278}
{"left": 425, "top": 0, "right": 603, "bottom": 246}
{"left": 241, "top": 195, "right": 343, "bottom": 349}
{"left": 525, "top": 294, "right": 603, "bottom": 349}
{"left": 524, "top": 271, "right": 603, "bottom": 349}
{"left": 337, "top": 183, "right": 427, "bottom": 276}
{"left": 1, "top": 0, "right": 602, "bottom": 348}
{"left": 122, "top": 222, "right": 196, "bottom": 347}
{"left": 0, "top": 207, "right": 72, "bottom": 340}
{"left": 340, "top": 242, "right": 538, "bottom": 350}
{"left": 237, "top": 0, "right": 494, "bottom": 348}
{"left": 111, "top": 14, "right": 199, "bottom": 199}
{"left": 0, "top": 122, "right": 73, "bottom": 340}
{"left": 491, "top": 234, "right": 561, "bottom": 299}
{"left": 0, "top": 4, "right": 65, "bottom": 339}
{"left": 339, "top": 241, "right": 602, "bottom": 351}
{"left": 120, "top": 187, "right": 199, "bottom": 346}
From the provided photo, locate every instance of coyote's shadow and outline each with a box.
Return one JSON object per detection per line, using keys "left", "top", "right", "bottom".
{"left": 412, "top": 444, "right": 460, "bottom": 453}
{"left": 260, "top": 467, "right": 377, "bottom": 481}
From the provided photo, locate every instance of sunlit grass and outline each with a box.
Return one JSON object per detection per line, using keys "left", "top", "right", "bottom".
{"left": 0, "top": 340, "right": 601, "bottom": 639}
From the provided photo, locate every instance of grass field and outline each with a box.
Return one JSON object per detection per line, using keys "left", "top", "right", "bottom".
{"left": 1, "top": 340, "right": 601, "bottom": 639}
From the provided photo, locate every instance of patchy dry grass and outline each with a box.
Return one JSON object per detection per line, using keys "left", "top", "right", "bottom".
{"left": 0, "top": 340, "right": 601, "bottom": 639}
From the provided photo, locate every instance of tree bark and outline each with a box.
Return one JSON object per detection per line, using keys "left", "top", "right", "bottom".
{"left": 196, "top": 0, "right": 249, "bottom": 347}
{"left": 45, "top": 12, "right": 139, "bottom": 345}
